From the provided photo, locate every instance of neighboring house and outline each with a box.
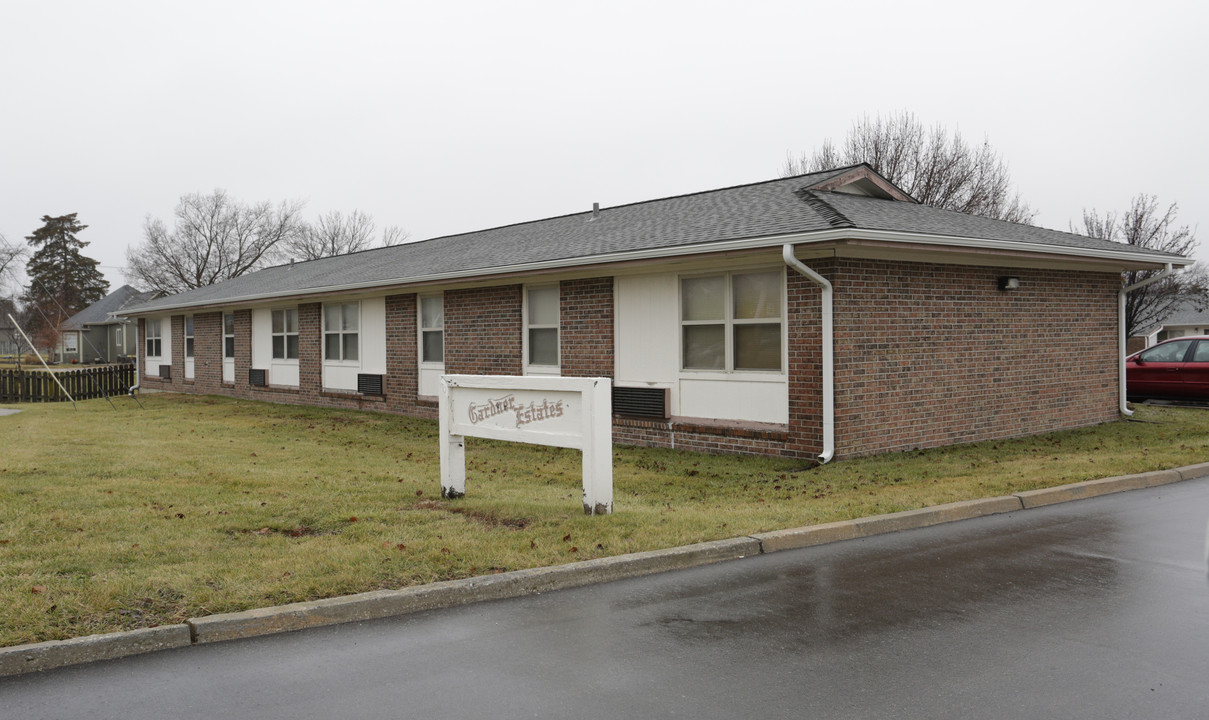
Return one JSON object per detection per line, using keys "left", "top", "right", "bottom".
{"left": 121, "top": 165, "right": 1189, "bottom": 461}
{"left": 60, "top": 285, "right": 157, "bottom": 363}
{"left": 0, "top": 312, "right": 19, "bottom": 356}
{"left": 1129, "top": 301, "right": 1209, "bottom": 354}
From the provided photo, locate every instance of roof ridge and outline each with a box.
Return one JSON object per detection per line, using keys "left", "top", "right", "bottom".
{"left": 796, "top": 190, "right": 855, "bottom": 229}
{"left": 283, "top": 166, "right": 866, "bottom": 266}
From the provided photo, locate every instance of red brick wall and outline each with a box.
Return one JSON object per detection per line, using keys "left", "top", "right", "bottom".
{"left": 445, "top": 285, "right": 522, "bottom": 376}
{"left": 233, "top": 310, "right": 252, "bottom": 392}
{"left": 169, "top": 316, "right": 185, "bottom": 383}
{"left": 560, "top": 277, "right": 614, "bottom": 378}
{"left": 384, "top": 293, "right": 436, "bottom": 418}
{"left": 786, "top": 260, "right": 829, "bottom": 458}
{"left": 298, "top": 303, "right": 322, "bottom": 400}
{"left": 827, "top": 259, "right": 1120, "bottom": 458}
{"left": 131, "top": 260, "right": 1122, "bottom": 461}
{"left": 193, "top": 312, "right": 223, "bottom": 391}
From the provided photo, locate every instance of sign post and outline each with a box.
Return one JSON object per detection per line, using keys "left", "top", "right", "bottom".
{"left": 439, "top": 375, "right": 613, "bottom": 515}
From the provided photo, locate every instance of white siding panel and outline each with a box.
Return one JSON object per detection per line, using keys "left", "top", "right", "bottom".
{"left": 323, "top": 365, "right": 358, "bottom": 391}
{"left": 679, "top": 378, "right": 788, "bottom": 424}
{"left": 419, "top": 367, "right": 442, "bottom": 397}
{"left": 251, "top": 308, "right": 271, "bottom": 369}
{"left": 361, "top": 297, "right": 387, "bottom": 375}
{"left": 615, "top": 274, "right": 678, "bottom": 386}
{"left": 270, "top": 362, "right": 299, "bottom": 387}
{"left": 143, "top": 314, "right": 172, "bottom": 378}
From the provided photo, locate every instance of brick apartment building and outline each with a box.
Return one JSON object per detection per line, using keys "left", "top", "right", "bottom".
{"left": 122, "top": 165, "right": 1188, "bottom": 461}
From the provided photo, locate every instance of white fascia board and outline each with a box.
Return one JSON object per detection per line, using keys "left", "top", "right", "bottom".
{"left": 125, "top": 228, "right": 1190, "bottom": 315}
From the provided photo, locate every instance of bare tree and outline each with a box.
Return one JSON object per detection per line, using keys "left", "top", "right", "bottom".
{"left": 783, "top": 111, "right": 1036, "bottom": 223}
{"left": 380, "top": 224, "right": 410, "bottom": 247}
{"left": 1074, "top": 194, "right": 1206, "bottom": 338}
{"left": 286, "top": 210, "right": 375, "bottom": 261}
{"left": 0, "top": 231, "right": 26, "bottom": 297}
{"left": 127, "top": 190, "right": 305, "bottom": 295}
{"left": 283, "top": 210, "right": 412, "bottom": 261}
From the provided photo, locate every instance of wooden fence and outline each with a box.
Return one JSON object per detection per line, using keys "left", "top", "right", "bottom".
{"left": 0, "top": 364, "right": 136, "bottom": 403}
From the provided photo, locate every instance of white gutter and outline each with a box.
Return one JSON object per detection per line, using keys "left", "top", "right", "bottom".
{"left": 782, "top": 245, "right": 834, "bottom": 464}
{"left": 1119, "top": 263, "right": 1175, "bottom": 416}
{"left": 124, "top": 228, "right": 1188, "bottom": 316}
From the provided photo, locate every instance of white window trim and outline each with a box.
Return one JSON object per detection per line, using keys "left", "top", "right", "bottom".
{"left": 145, "top": 318, "right": 163, "bottom": 359}
{"left": 271, "top": 307, "right": 300, "bottom": 362}
{"left": 679, "top": 267, "right": 787, "bottom": 376}
{"left": 523, "top": 284, "right": 560, "bottom": 375}
{"left": 223, "top": 313, "right": 236, "bottom": 360}
{"left": 184, "top": 316, "right": 195, "bottom": 359}
{"left": 419, "top": 294, "right": 445, "bottom": 368}
{"left": 323, "top": 301, "right": 361, "bottom": 366}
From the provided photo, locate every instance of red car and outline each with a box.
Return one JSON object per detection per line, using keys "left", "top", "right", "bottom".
{"left": 1126, "top": 337, "right": 1209, "bottom": 400}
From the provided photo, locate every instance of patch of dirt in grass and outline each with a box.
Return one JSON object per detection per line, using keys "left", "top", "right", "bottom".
{"left": 414, "top": 499, "right": 530, "bottom": 530}
{"left": 235, "top": 525, "right": 327, "bottom": 538}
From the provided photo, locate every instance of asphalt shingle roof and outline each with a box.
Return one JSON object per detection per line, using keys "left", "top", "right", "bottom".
{"left": 62, "top": 285, "right": 156, "bottom": 330}
{"left": 125, "top": 165, "right": 1187, "bottom": 314}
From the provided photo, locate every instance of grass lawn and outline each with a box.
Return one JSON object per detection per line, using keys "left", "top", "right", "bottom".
{"left": 1, "top": 394, "right": 1207, "bottom": 647}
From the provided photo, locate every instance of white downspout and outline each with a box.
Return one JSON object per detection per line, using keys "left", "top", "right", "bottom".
{"left": 1120, "top": 263, "right": 1175, "bottom": 416}
{"left": 783, "top": 245, "right": 834, "bottom": 464}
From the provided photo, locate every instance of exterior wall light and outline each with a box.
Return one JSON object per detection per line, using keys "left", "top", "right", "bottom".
{"left": 998, "top": 276, "right": 1021, "bottom": 291}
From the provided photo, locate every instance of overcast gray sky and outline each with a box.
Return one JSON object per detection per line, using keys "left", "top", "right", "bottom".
{"left": 2, "top": 0, "right": 1206, "bottom": 293}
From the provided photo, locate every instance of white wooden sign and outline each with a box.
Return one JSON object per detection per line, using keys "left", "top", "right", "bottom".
{"left": 439, "top": 375, "right": 613, "bottom": 515}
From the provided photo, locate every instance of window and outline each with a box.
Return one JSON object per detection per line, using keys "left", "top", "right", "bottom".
{"left": 145, "top": 319, "right": 162, "bottom": 358}
{"left": 526, "top": 286, "right": 559, "bottom": 368}
{"left": 420, "top": 295, "right": 443, "bottom": 364}
{"left": 184, "top": 316, "right": 195, "bottom": 358}
{"left": 223, "top": 313, "right": 235, "bottom": 359}
{"left": 1139, "top": 339, "right": 1193, "bottom": 363}
{"left": 272, "top": 308, "right": 299, "bottom": 360}
{"left": 681, "top": 270, "right": 782, "bottom": 372}
{"left": 324, "top": 302, "right": 359, "bottom": 362}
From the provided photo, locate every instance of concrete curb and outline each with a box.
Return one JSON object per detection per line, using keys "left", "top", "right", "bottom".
{"left": 3, "top": 463, "right": 1207, "bottom": 677}
{"left": 1013, "top": 469, "right": 1183, "bottom": 508}
{"left": 753, "top": 495, "right": 1024, "bottom": 553}
{"left": 0, "top": 625, "right": 191, "bottom": 677}
{"left": 188, "top": 537, "right": 760, "bottom": 644}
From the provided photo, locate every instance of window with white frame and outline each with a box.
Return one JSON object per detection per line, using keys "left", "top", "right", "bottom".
{"left": 420, "top": 295, "right": 443, "bottom": 364}
{"left": 525, "top": 286, "right": 559, "bottom": 368}
{"left": 323, "top": 302, "right": 359, "bottom": 362}
{"left": 271, "top": 308, "right": 299, "bottom": 360}
{"left": 184, "top": 316, "right": 195, "bottom": 358}
{"left": 145, "top": 319, "right": 163, "bottom": 358}
{"left": 681, "top": 269, "right": 783, "bottom": 372}
{"left": 223, "top": 313, "right": 235, "bottom": 359}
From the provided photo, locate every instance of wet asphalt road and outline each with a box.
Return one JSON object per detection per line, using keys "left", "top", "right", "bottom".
{"left": 4, "top": 477, "right": 1208, "bottom": 719}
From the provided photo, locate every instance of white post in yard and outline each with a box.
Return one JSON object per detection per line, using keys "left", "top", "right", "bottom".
{"left": 580, "top": 377, "right": 613, "bottom": 515}
{"left": 438, "top": 375, "right": 613, "bottom": 514}
{"left": 438, "top": 377, "right": 466, "bottom": 499}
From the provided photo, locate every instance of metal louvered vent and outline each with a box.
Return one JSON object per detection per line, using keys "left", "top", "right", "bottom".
{"left": 357, "top": 374, "right": 384, "bottom": 395}
{"left": 249, "top": 368, "right": 267, "bottom": 387}
{"left": 158, "top": 365, "right": 171, "bottom": 380}
{"left": 612, "top": 386, "right": 669, "bottom": 419}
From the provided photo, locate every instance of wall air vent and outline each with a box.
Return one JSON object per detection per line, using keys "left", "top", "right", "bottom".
{"left": 357, "top": 374, "right": 384, "bottom": 396}
{"left": 612, "top": 386, "right": 669, "bottom": 419}
{"left": 249, "top": 368, "right": 267, "bottom": 387}
{"left": 158, "top": 365, "right": 171, "bottom": 380}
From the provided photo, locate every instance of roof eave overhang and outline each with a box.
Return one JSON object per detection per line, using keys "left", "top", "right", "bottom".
{"left": 122, "top": 228, "right": 1190, "bottom": 316}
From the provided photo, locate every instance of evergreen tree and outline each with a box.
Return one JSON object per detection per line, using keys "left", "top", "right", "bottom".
{"left": 19, "top": 213, "right": 109, "bottom": 344}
